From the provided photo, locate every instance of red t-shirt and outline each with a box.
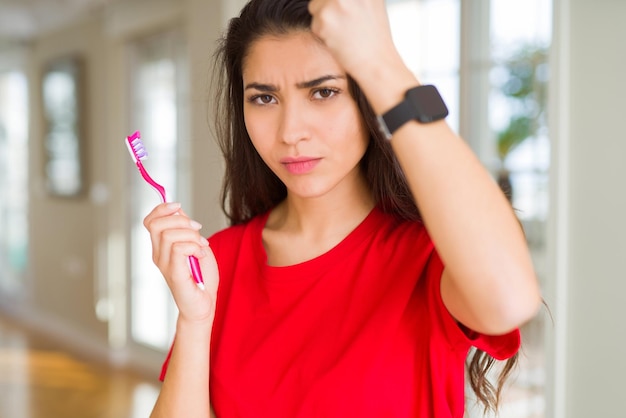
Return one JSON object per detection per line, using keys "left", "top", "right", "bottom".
{"left": 160, "top": 207, "right": 520, "bottom": 417}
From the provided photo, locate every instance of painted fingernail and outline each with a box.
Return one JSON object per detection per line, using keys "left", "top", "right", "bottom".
{"left": 190, "top": 220, "right": 202, "bottom": 230}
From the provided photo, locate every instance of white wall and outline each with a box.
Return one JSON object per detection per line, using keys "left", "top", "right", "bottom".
{"left": 547, "top": 0, "right": 626, "bottom": 416}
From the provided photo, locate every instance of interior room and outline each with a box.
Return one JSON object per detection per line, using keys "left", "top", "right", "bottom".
{"left": 0, "top": 0, "right": 624, "bottom": 417}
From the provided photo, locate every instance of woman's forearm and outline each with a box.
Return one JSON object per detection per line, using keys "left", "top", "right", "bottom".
{"left": 151, "top": 318, "right": 214, "bottom": 417}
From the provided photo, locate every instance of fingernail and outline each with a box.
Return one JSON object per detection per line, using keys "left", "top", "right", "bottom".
{"left": 190, "top": 220, "right": 202, "bottom": 230}
{"left": 167, "top": 202, "right": 181, "bottom": 210}
{"left": 199, "top": 238, "right": 209, "bottom": 247}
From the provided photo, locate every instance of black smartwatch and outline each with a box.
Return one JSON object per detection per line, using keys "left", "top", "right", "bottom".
{"left": 377, "top": 85, "right": 449, "bottom": 140}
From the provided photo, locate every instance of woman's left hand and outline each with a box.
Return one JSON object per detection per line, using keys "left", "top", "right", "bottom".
{"left": 308, "top": 0, "right": 395, "bottom": 78}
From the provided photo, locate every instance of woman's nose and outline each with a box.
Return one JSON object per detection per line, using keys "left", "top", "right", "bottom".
{"left": 278, "top": 101, "right": 310, "bottom": 145}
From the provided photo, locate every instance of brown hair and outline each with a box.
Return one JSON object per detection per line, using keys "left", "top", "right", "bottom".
{"left": 212, "top": 0, "right": 517, "bottom": 412}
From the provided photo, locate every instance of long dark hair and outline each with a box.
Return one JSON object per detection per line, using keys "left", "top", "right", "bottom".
{"left": 212, "top": 0, "right": 517, "bottom": 412}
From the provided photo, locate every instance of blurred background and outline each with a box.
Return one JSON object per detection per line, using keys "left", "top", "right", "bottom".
{"left": 0, "top": 0, "right": 624, "bottom": 417}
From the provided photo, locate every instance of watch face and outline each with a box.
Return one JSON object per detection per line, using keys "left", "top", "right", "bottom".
{"left": 406, "top": 85, "right": 449, "bottom": 123}
{"left": 379, "top": 85, "right": 449, "bottom": 139}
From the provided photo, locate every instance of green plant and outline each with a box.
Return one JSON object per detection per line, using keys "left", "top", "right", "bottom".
{"left": 496, "top": 45, "right": 548, "bottom": 163}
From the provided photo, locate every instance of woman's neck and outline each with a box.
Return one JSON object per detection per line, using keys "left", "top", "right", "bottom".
{"left": 263, "top": 174, "right": 374, "bottom": 266}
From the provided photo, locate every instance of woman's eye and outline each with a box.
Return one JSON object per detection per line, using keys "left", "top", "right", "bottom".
{"left": 250, "top": 94, "right": 275, "bottom": 105}
{"left": 313, "top": 88, "right": 338, "bottom": 99}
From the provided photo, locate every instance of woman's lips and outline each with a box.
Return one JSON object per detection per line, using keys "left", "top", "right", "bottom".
{"left": 280, "top": 157, "right": 322, "bottom": 174}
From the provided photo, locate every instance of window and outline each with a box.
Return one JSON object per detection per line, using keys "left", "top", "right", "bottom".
{"left": 490, "top": 0, "right": 551, "bottom": 225}
{"left": 388, "top": 0, "right": 460, "bottom": 132}
{"left": 487, "top": 2, "right": 551, "bottom": 418}
{"left": 0, "top": 71, "right": 29, "bottom": 294}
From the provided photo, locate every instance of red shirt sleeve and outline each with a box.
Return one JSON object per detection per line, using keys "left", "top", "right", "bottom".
{"left": 426, "top": 250, "right": 521, "bottom": 360}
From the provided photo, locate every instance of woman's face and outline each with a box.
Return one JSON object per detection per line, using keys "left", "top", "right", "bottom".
{"left": 242, "top": 30, "right": 370, "bottom": 201}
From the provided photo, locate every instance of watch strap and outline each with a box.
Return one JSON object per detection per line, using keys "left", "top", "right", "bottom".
{"left": 380, "top": 98, "right": 415, "bottom": 137}
{"left": 378, "top": 85, "right": 448, "bottom": 140}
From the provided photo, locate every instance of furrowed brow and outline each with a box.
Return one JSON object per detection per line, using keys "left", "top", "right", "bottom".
{"left": 244, "top": 82, "right": 278, "bottom": 92}
{"left": 296, "top": 74, "right": 345, "bottom": 89}
{"left": 243, "top": 74, "right": 345, "bottom": 92}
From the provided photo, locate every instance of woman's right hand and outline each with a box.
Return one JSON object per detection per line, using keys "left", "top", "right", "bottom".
{"left": 143, "top": 202, "right": 219, "bottom": 324}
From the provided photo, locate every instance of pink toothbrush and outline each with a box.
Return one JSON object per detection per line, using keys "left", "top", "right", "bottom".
{"left": 125, "top": 130, "right": 205, "bottom": 291}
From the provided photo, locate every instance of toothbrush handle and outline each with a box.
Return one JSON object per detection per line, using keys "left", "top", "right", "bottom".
{"left": 140, "top": 162, "right": 205, "bottom": 290}
{"left": 131, "top": 148, "right": 205, "bottom": 290}
{"left": 136, "top": 162, "right": 167, "bottom": 202}
{"left": 189, "top": 256, "right": 205, "bottom": 290}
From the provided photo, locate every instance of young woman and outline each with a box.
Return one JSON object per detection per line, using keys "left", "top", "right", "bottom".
{"left": 145, "top": 0, "right": 542, "bottom": 416}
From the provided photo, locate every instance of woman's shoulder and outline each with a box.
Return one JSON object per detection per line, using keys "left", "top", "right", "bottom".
{"left": 374, "top": 207, "right": 429, "bottom": 242}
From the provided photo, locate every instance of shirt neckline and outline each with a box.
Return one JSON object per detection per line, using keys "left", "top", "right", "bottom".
{"left": 252, "top": 206, "right": 385, "bottom": 282}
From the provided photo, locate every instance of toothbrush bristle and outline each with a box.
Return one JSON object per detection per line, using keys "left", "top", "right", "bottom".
{"left": 131, "top": 137, "right": 148, "bottom": 160}
{"left": 125, "top": 131, "right": 148, "bottom": 162}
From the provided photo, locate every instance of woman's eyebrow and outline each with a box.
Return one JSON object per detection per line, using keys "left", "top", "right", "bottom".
{"left": 244, "top": 74, "right": 345, "bottom": 92}
{"left": 296, "top": 74, "right": 345, "bottom": 89}
{"left": 244, "top": 82, "right": 277, "bottom": 92}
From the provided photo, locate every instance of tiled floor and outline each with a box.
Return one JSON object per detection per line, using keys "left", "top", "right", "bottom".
{"left": 0, "top": 316, "right": 160, "bottom": 418}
